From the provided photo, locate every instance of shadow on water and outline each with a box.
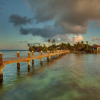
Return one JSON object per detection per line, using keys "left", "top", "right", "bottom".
{"left": 13, "top": 55, "right": 63, "bottom": 82}
{"left": 0, "top": 79, "right": 3, "bottom": 89}
{"left": 17, "top": 68, "right": 20, "bottom": 77}
{"left": 0, "top": 56, "right": 59, "bottom": 94}
{"left": 1, "top": 53, "right": 100, "bottom": 100}
{"left": 0, "top": 54, "right": 79, "bottom": 100}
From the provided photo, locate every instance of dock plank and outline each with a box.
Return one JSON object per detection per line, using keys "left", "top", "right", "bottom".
{"left": 0, "top": 50, "right": 70, "bottom": 81}
{"left": 1, "top": 50, "right": 70, "bottom": 65}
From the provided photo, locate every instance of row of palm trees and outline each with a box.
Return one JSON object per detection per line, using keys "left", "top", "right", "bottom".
{"left": 28, "top": 40, "right": 95, "bottom": 53}
{"left": 27, "top": 39, "right": 56, "bottom": 52}
{"left": 71, "top": 41, "right": 92, "bottom": 53}
{"left": 48, "top": 39, "right": 55, "bottom": 44}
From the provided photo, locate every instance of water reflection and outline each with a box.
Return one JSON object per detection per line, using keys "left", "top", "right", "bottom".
{"left": 32, "top": 63, "right": 34, "bottom": 67}
{"left": 0, "top": 79, "right": 3, "bottom": 89}
{"left": 1, "top": 54, "right": 100, "bottom": 100}
{"left": 40, "top": 61, "right": 43, "bottom": 66}
{"left": 27, "top": 69, "right": 31, "bottom": 77}
{"left": 31, "top": 67, "right": 36, "bottom": 75}
{"left": 40, "top": 65, "right": 44, "bottom": 72}
{"left": 17, "top": 69, "right": 20, "bottom": 77}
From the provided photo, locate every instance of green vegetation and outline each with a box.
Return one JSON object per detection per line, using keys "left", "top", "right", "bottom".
{"left": 28, "top": 40, "right": 95, "bottom": 53}
{"left": 28, "top": 43, "right": 48, "bottom": 52}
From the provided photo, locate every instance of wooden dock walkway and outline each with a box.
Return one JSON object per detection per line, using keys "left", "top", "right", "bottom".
{"left": 0, "top": 50, "right": 70, "bottom": 81}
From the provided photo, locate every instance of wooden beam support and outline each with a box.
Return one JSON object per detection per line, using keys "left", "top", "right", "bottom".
{"left": 0, "top": 52, "right": 4, "bottom": 82}
{"left": 40, "top": 51, "right": 43, "bottom": 65}
{"left": 17, "top": 51, "right": 20, "bottom": 70}
{"left": 47, "top": 51, "right": 50, "bottom": 62}
{"left": 0, "top": 66, "right": 3, "bottom": 82}
{"left": 32, "top": 51, "right": 34, "bottom": 65}
{"left": 0, "top": 50, "right": 70, "bottom": 77}
{"left": 28, "top": 61, "right": 30, "bottom": 68}
{"left": 32, "top": 51, "right": 34, "bottom": 56}
{"left": 17, "top": 63, "right": 20, "bottom": 70}
{"left": 0, "top": 52, "right": 3, "bottom": 66}
{"left": 28, "top": 51, "right": 30, "bottom": 58}
{"left": 32, "top": 59, "right": 34, "bottom": 65}
{"left": 28, "top": 52, "right": 31, "bottom": 70}
{"left": 28, "top": 61, "right": 30, "bottom": 69}
{"left": 53, "top": 51, "right": 56, "bottom": 59}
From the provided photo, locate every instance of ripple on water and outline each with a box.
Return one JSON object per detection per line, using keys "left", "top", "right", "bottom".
{"left": 0, "top": 53, "right": 100, "bottom": 100}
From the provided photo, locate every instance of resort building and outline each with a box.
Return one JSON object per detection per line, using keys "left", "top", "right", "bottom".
{"left": 93, "top": 45, "right": 100, "bottom": 53}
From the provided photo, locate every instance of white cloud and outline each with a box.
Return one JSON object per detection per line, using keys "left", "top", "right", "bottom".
{"left": 55, "top": 34, "right": 83, "bottom": 44}
{"left": 73, "top": 35, "right": 84, "bottom": 43}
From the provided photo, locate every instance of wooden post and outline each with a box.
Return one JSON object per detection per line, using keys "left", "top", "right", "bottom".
{"left": 60, "top": 50, "right": 62, "bottom": 56}
{"left": 0, "top": 66, "right": 4, "bottom": 82}
{"left": 28, "top": 51, "right": 30, "bottom": 58}
{"left": 57, "top": 51, "right": 59, "bottom": 57}
{"left": 47, "top": 51, "right": 50, "bottom": 62}
{"left": 40, "top": 51, "right": 43, "bottom": 65}
{"left": 28, "top": 52, "right": 31, "bottom": 70}
{"left": 62, "top": 51, "right": 63, "bottom": 56}
{"left": 54, "top": 51, "right": 56, "bottom": 59}
{"left": 59, "top": 51, "right": 60, "bottom": 56}
{"left": 32, "top": 51, "right": 34, "bottom": 56}
{"left": 17, "top": 51, "right": 20, "bottom": 70}
{"left": 0, "top": 52, "right": 4, "bottom": 82}
{"left": 50, "top": 51, "right": 53, "bottom": 59}
{"left": 56, "top": 50, "right": 58, "bottom": 58}
{"left": 0, "top": 52, "right": 3, "bottom": 66}
{"left": 58, "top": 51, "right": 60, "bottom": 57}
{"left": 32, "top": 51, "right": 34, "bottom": 65}
{"left": 28, "top": 61, "right": 30, "bottom": 70}
{"left": 41, "top": 51, "right": 43, "bottom": 56}
{"left": 64, "top": 50, "right": 65, "bottom": 54}
{"left": 62, "top": 52, "right": 63, "bottom": 56}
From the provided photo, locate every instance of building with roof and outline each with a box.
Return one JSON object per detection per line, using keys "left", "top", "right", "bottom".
{"left": 93, "top": 45, "right": 100, "bottom": 53}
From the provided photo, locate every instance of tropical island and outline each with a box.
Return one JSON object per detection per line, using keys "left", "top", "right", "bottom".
{"left": 28, "top": 39, "right": 100, "bottom": 54}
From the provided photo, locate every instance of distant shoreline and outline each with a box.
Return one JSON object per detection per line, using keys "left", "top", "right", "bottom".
{"left": 0, "top": 50, "right": 28, "bottom": 51}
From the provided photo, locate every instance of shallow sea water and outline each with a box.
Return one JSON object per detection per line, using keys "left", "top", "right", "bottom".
{"left": 0, "top": 51, "right": 100, "bottom": 100}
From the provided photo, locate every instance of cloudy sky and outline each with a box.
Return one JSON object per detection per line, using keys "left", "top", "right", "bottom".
{"left": 0, "top": 0, "right": 100, "bottom": 50}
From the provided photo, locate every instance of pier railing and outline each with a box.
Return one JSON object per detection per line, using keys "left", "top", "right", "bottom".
{"left": 0, "top": 50, "right": 70, "bottom": 81}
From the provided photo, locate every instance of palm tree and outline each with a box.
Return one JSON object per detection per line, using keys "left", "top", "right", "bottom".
{"left": 28, "top": 43, "right": 31, "bottom": 48}
{"left": 86, "top": 41, "right": 88, "bottom": 50}
{"left": 48, "top": 39, "right": 51, "bottom": 48}
{"left": 38, "top": 43, "right": 40, "bottom": 46}
{"left": 86, "top": 41, "right": 88, "bottom": 44}
{"left": 67, "top": 43, "right": 71, "bottom": 50}
{"left": 48, "top": 39, "right": 50, "bottom": 43}
{"left": 77, "top": 42, "right": 80, "bottom": 51}
{"left": 52, "top": 39, "right": 55, "bottom": 44}
{"left": 81, "top": 41, "right": 84, "bottom": 45}
{"left": 81, "top": 41, "right": 84, "bottom": 51}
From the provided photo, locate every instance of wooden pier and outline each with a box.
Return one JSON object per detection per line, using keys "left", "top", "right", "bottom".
{"left": 0, "top": 50, "right": 70, "bottom": 82}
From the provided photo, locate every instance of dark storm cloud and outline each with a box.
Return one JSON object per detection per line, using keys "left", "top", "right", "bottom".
{"left": 24, "top": 0, "right": 100, "bottom": 34}
{"left": 20, "top": 26, "right": 64, "bottom": 38}
{"left": 9, "top": 14, "right": 64, "bottom": 37}
{"left": 9, "top": 0, "right": 100, "bottom": 38}
{"left": 9, "top": 14, "right": 32, "bottom": 27}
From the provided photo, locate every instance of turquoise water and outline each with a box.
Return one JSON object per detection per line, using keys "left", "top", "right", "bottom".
{"left": 0, "top": 51, "right": 100, "bottom": 100}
